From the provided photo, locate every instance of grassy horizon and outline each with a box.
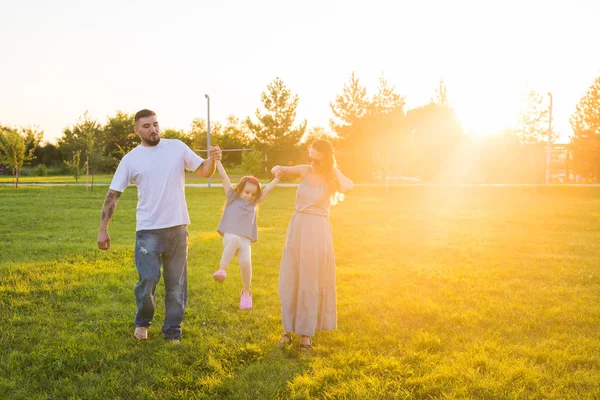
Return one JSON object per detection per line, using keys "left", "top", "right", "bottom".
{"left": 1, "top": 186, "right": 600, "bottom": 398}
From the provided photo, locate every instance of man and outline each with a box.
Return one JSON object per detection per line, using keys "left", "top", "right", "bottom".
{"left": 97, "top": 109, "right": 221, "bottom": 343}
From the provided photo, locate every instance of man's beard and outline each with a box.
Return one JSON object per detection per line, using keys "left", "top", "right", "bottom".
{"left": 143, "top": 136, "right": 160, "bottom": 146}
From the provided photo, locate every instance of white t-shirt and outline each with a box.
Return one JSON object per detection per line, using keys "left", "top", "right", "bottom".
{"left": 109, "top": 139, "right": 204, "bottom": 231}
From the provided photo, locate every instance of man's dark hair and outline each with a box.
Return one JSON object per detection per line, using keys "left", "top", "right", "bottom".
{"left": 134, "top": 109, "right": 156, "bottom": 123}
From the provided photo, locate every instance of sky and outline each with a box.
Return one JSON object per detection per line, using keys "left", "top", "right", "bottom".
{"left": 1, "top": 0, "right": 599, "bottom": 144}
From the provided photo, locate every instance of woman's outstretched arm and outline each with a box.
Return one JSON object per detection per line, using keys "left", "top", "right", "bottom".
{"left": 271, "top": 164, "right": 311, "bottom": 179}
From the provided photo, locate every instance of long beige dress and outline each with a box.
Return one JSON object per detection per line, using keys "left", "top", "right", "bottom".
{"left": 278, "top": 179, "right": 337, "bottom": 336}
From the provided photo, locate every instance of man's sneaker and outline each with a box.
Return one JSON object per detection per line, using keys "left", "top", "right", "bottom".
{"left": 165, "top": 338, "right": 181, "bottom": 344}
{"left": 134, "top": 327, "right": 148, "bottom": 340}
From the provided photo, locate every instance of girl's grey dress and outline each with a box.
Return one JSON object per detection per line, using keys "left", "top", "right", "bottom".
{"left": 278, "top": 179, "right": 336, "bottom": 336}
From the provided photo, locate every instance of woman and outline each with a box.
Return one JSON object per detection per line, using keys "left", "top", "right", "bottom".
{"left": 271, "top": 139, "right": 354, "bottom": 350}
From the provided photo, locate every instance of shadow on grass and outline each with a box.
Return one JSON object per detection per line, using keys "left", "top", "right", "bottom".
{"left": 202, "top": 344, "right": 312, "bottom": 399}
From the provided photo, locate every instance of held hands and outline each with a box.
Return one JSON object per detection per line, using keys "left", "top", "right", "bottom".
{"left": 209, "top": 146, "right": 222, "bottom": 161}
{"left": 271, "top": 165, "right": 285, "bottom": 178}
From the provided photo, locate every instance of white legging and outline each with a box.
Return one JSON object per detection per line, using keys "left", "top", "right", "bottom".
{"left": 220, "top": 233, "right": 252, "bottom": 288}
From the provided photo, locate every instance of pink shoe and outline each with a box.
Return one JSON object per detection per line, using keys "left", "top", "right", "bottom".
{"left": 213, "top": 269, "right": 226, "bottom": 282}
{"left": 240, "top": 290, "right": 252, "bottom": 310}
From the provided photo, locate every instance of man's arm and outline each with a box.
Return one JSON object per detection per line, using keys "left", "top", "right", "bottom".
{"left": 215, "top": 160, "right": 231, "bottom": 195}
{"left": 97, "top": 189, "right": 122, "bottom": 250}
{"left": 194, "top": 146, "right": 221, "bottom": 178}
{"left": 194, "top": 158, "right": 216, "bottom": 178}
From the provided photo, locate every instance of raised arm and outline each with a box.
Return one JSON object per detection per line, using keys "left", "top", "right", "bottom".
{"left": 194, "top": 146, "right": 221, "bottom": 178}
{"left": 215, "top": 160, "right": 231, "bottom": 195}
{"left": 335, "top": 168, "right": 354, "bottom": 193}
{"left": 97, "top": 189, "right": 122, "bottom": 250}
{"left": 258, "top": 176, "right": 280, "bottom": 203}
{"left": 270, "top": 164, "right": 311, "bottom": 179}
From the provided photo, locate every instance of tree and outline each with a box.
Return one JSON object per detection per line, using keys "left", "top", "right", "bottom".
{"left": 65, "top": 150, "right": 83, "bottom": 183}
{"left": 301, "top": 126, "right": 332, "bottom": 144}
{"left": 364, "top": 75, "right": 408, "bottom": 180}
{"left": 84, "top": 122, "right": 99, "bottom": 191}
{"left": 35, "top": 143, "right": 63, "bottom": 167}
{"left": 432, "top": 78, "right": 449, "bottom": 107}
{"left": 162, "top": 128, "right": 189, "bottom": 143}
{"left": 185, "top": 118, "right": 223, "bottom": 160}
{"left": 58, "top": 111, "right": 104, "bottom": 179}
{"left": 56, "top": 112, "right": 102, "bottom": 184}
{"left": 0, "top": 126, "right": 27, "bottom": 187}
{"left": 102, "top": 111, "right": 137, "bottom": 160}
{"left": 58, "top": 125, "right": 85, "bottom": 162}
{"left": 240, "top": 150, "right": 264, "bottom": 177}
{"left": 189, "top": 118, "right": 207, "bottom": 151}
{"left": 78, "top": 113, "right": 102, "bottom": 189}
{"left": 570, "top": 76, "right": 600, "bottom": 180}
{"left": 369, "top": 73, "right": 406, "bottom": 115}
{"left": 20, "top": 125, "right": 44, "bottom": 165}
{"left": 517, "top": 89, "right": 550, "bottom": 145}
{"left": 328, "top": 73, "right": 408, "bottom": 181}
{"left": 246, "top": 77, "right": 306, "bottom": 169}
{"left": 214, "top": 115, "right": 251, "bottom": 165}
{"left": 329, "top": 72, "right": 368, "bottom": 135}
{"left": 58, "top": 111, "right": 102, "bottom": 166}
{"left": 403, "top": 102, "right": 463, "bottom": 181}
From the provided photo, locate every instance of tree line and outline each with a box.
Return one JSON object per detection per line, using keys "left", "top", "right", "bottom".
{"left": 1, "top": 74, "right": 600, "bottom": 187}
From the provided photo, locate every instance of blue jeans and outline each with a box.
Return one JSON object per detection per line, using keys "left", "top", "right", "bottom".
{"left": 134, "top": 225, "right": 188, "bottom": 339}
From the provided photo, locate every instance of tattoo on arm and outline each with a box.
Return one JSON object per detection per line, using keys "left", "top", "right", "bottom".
{"left": 101, "top": 190, "right": 121, "bottom": 221}
{"left": 103, "top": 191, "right": 121, "bottom": 207}
{"left": 103, "top": 193, "right": 113, "bottom": 207}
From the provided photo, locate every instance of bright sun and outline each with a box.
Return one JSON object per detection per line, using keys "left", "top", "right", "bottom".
{"left": 448, "top": 74, "right": 525, "bottom": 137}
{"left": 453, "top": 93, "right": 523, "bottom": 136}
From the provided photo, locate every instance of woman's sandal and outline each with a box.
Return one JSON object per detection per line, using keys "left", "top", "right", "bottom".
{"left": 278, "top": 332, "right": 292, "bottom": 346}
{"left": 299, "top": 336, "right": 313, "bottom": 351}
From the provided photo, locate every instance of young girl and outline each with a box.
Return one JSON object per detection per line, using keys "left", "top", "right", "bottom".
{"left": 212, "top": 160, "right": 280, "bottom": 310}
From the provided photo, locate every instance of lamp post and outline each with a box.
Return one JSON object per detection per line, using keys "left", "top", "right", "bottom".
{"left": 546, "top": 92, "right": 553, "bottom": 184}
{"left": 205, "top": 94, "right": 211, "bottom": 188}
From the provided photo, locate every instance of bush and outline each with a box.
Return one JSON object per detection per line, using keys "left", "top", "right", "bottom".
{"left": 240, "top": 151, "right": 264, "bottom": 177}
{"left": 92, "top": 155, "right": 118, "bottom": 174}
{"left": 50, "top": 166, "right": 66, "bottom": 176}
{"left": 36, "top": 164, "right": 48, "bottom": 176}
{"left": 18, "top": 167, "right": 33, "bottom": 177}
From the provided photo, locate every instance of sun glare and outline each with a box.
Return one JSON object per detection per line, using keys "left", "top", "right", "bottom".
{"left": 452, "top": 84, "right": 522, "bottom": 137}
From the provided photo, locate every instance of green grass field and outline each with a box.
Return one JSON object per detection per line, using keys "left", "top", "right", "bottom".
{"left": 1, "top": 185, "right": 600, "bottom": 399}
